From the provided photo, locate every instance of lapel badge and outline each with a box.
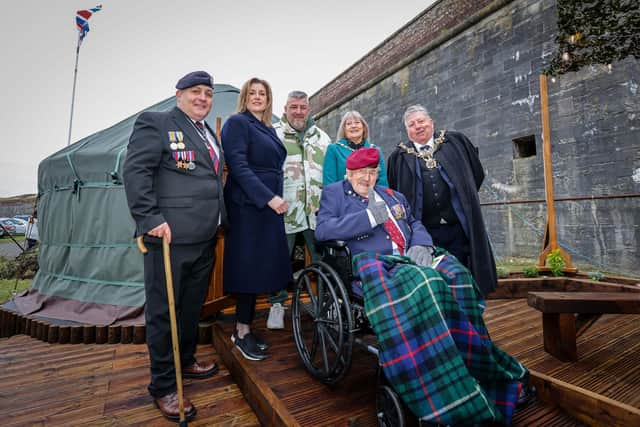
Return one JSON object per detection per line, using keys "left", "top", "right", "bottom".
{"left": 391, "top": 204, "right": 406, "bottom": 220}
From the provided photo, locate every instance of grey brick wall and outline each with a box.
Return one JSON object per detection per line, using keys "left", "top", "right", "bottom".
{"left": 312, "top": 0, "right": 640, "bottom": 275}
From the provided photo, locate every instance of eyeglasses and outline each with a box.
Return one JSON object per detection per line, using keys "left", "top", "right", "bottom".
{"left": 352, "top": 168, "right": 379, "bottom": 177}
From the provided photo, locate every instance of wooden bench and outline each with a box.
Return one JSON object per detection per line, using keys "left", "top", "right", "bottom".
{"left": 527, "top": 292, "right": 640, "bottom": 362}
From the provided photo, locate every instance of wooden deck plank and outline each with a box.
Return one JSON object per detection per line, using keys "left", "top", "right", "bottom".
{"left": 487, "top": 300, "right": 640, "bottom": 410}
{"left": 0, "top": 335, "right": 259, "bottom": 426}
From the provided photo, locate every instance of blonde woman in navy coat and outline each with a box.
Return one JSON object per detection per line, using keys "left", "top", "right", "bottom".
{"left": 221, "top": 77, "right": 292, "bottom": 361}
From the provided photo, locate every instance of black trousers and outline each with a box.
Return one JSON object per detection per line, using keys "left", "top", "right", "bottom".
{"left": 143, "top": 239, "right": 215, "bottom": 398}
{"left": 235, "top": 293, "right": 257, "bottom": 324}
{"left": 426, "top": 222, "right": 471, "bottom": 269}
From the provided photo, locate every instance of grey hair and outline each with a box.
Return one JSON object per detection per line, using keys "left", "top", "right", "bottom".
{"left": 287, "top": 90, "right": 308, "bottom": 100}
{"left": 403, "top": 104, "right": 430, "bottom": 127}
{"left": 336, "top": 110, "right": 369, "bottom": 141}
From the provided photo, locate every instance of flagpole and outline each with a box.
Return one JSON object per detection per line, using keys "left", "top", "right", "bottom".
{"left": 67, "top": 34, "right": 81, "bottom": 146}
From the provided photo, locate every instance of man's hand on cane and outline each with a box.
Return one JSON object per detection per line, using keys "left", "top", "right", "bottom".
{"left": 148, "top": 222, "right": 172, "bottom": 244}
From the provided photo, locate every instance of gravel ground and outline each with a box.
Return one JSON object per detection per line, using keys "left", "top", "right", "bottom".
{"left": 0, "top": 239, "right": 25, "bottom": 259}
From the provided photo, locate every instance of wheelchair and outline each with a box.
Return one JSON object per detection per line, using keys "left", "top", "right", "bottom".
{"left": 291, "top": 240, "right": 408, "bottom": 427}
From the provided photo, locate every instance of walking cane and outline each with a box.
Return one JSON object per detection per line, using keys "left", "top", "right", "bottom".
{"left": 137, "top": 236, "right": 188, "bottom": 427}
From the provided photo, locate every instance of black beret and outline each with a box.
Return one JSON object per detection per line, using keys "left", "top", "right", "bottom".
{"left": 175, "top": 71, "right": 214, "bottom": 90}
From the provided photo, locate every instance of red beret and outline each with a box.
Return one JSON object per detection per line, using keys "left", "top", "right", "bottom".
{"left": 346, "top": 147, "right": 380, "bottom": 170}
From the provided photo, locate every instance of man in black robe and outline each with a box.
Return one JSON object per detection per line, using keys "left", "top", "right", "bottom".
{"left": 387, "top": 104, "right": 497, "bottom": 295}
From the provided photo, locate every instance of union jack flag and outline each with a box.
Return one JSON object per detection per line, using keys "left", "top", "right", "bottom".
{"left": 76, "top": 5, "right": 102, "bottom": 42}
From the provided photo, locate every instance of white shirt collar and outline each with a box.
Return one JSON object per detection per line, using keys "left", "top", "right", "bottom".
{"left": 413, "top": 137, "right": 434, "bottom": 151}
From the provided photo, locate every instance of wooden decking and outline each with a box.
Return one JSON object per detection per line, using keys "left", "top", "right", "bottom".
{"left": 2, "top": 296, "right": 640, "bottom": 426}
{"left": 0, "top": 336, "right": 258, "bottom": 426}
{"left": 212, "top": 308, "right": 583, "bottom": 427}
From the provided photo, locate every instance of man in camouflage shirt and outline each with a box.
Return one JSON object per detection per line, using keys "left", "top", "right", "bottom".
{"left": 269, "top": 91, "right": 331, "bottom": 308}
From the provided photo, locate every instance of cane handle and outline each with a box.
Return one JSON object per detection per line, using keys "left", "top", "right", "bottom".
{"left": 136, "top": 236, "right": 148, "bottom": 254}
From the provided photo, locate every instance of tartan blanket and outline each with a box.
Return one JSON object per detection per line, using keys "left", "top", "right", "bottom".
{"left": 354, "top": 251, "right": 527, "bottom": 425}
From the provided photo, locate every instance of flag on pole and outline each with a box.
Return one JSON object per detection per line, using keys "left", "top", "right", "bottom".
{"left": 76, "top": 5, "right": 102, "bottom": 43}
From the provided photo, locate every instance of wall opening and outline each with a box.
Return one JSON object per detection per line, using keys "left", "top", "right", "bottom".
{"left": 512, "top": 135, "right": 536, "bottom": 159}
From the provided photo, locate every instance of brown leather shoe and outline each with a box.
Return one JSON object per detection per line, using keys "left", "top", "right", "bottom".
{"left": 183, "top": 360, "right": 219, "bottom": 379}
{"left": 154, "top": 392, "right": 197, "bottom": 422}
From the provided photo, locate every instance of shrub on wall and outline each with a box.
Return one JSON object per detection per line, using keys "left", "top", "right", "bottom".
{"left": 545, "top": 0, "right": 640, "bottom": 76}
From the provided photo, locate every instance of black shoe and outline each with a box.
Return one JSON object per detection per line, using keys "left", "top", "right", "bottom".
{"left": 517, "top": 385, "right": 536, "bottom": 408}
{"left": 253, "top": 332, "right": 269, "bottom": 351}
{"left": 231, "top": 331, "right": 269, "bottom": 352}
{"left": 231, "top": 331, "right": 266, "bottom": 361}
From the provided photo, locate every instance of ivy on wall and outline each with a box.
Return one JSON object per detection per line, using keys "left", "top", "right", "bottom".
{"left": 545, "top": 0, "right": 640, "bottom": 76}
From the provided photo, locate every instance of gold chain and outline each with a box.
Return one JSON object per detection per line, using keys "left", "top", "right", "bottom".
{"left": 399, "top": 130, "right": 446, "bottom": 169}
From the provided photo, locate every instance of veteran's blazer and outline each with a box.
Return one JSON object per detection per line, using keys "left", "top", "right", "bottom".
{"left": 123, "top": 107, "right": 226, "bottom": 245}
{"left": 315, "top": 181, "right": 433, "bottom": 256}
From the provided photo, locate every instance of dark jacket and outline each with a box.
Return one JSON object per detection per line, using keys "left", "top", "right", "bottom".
{"left": 221, "top": 111, "right": 292, "bottom": 294}
{"left": 123, "top": 107, "right": 225, "bottom": 244}
{"left": 315, "top": 181, "right": 433, "bottom": 255}
{"left": 387, "top": 131, "right": 497, "bottom": 295}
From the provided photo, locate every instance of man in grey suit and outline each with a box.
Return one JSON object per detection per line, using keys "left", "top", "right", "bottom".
{"left": 123, "top": 71, "right": 225, "bottom": 422}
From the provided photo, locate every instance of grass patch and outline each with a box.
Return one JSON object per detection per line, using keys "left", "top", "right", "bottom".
{"left": 0, "top": 235, "right": 26, "bottom": 243}
{"left": 0, "top": 278, "right": 31, "bottom": 304}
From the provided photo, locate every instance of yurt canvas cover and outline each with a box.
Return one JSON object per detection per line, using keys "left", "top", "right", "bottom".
{"left": 13, "top": 84, "right": 240, "bottom": 325}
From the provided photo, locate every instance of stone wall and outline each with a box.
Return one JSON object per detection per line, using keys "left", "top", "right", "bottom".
{"left": 311, "top": 0, "right": 640, "bottom": 275}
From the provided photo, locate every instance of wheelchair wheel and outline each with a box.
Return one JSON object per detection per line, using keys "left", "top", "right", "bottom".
{"left": 291, "top": 261, "right": 354, "bottom": 385}
{"left": 376, "top": 385, "right": 405, "bottom": 427}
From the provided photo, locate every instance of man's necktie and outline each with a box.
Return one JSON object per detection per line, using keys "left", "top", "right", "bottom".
{"left": 195, "top": 121, "right": 219, "bottom": 173}
{"left": 384, "top": 217, "right": 406, "bottom": 255}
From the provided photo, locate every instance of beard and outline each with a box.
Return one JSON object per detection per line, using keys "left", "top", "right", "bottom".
{"left": 289, "top": 117, "right": 306, "bottom": 131}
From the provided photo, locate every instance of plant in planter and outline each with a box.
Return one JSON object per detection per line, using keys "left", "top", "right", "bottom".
{"left": 523, "top": 266, "right": 539, "bottom": 278}
{"left": 546, "top": 249, "right": 566, "bottom": 277}
{"left": 496, "top": 266, "right": 509, "bottom": 279}
{"left": 588, "top": 271, "right": 604, "bottom": 281}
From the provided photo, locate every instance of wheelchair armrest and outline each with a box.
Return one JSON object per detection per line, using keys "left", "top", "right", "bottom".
{"left": 315, "top": 240, "right": 352, "bottom": 260}
{"left": 316, "top": 240, "right": 348, "bottom": 250}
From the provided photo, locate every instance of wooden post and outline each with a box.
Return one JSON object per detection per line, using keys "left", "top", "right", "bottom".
{"left": 537, "top": 74, "right": 575, "bottom": 272}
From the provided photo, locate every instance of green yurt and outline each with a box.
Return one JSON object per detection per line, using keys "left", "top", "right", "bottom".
{"left": 12, "top": 84, "right": 240, "bottom": 325}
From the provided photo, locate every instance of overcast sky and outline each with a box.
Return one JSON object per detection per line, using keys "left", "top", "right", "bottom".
{"left": 0, "top": 0, "right": 436, "bottom": 197}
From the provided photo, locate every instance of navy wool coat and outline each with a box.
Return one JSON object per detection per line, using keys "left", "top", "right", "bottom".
{"left": 221, "top": 111, "right": 292, "bottom": 294}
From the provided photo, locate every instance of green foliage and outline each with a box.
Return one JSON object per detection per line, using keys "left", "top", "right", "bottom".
{"left": 523, "top": 266, "right": 539, "bottom": 278}
{"left": 0, "top": 279, "right": 30, "bottom": 304}
{"left": 0, "top": 256, "right": 17, "bottom": 279}
{"left": 545, "top": 0, "right": 640, "bottom": 76}
{"left": 496, "top": 266, "right": 510, "bottom": 279}
{"left": 546, "top": 249, "right": 566, "bottom": 277}
{"left": 588, "top": 271, "right": 605, "bottom": 281}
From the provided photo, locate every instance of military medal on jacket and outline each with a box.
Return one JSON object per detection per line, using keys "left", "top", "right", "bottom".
{"left": 172, "top": 150, "right": 196, "bottom": 170}
{"left": 167, "top": 131, "right": 185, "bottom": 151}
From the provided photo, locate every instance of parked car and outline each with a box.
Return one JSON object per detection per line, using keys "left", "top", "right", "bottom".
{"left": 13, "top": 215, "right": 31, "bottom": 223}
{"left": 0, "top": 218, "right": 26, "bottom": 234}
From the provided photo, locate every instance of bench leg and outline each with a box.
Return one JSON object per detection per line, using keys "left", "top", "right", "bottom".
{"left": 542, "top": 313, "right": 577, "bottom": 362}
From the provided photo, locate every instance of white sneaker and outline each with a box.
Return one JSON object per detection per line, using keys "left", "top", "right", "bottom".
{"left": 267, "top": 303, "right": 285, "bottom": 329}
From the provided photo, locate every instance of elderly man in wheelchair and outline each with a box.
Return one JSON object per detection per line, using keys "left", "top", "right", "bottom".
{"left": 290, "top": 148, "right": 532, "bottom": 426}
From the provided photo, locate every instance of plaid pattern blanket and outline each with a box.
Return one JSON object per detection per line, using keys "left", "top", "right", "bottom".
{"left": 354, "top": 251, "right": 527, "bottom": 425}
